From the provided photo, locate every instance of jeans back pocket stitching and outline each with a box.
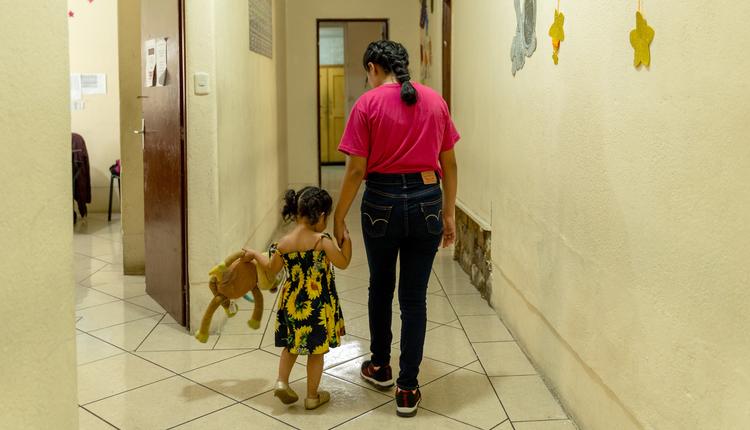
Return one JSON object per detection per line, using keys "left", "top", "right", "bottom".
{"left": 363, "top": 212, "right": 390, "bottom": 225}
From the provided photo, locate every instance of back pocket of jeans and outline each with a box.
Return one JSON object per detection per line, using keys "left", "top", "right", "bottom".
{"left": 362, "top": 201, "right": 392, "bottom": 238}
{"left": 420, "top": 199, "right": 444, "bottom": 235}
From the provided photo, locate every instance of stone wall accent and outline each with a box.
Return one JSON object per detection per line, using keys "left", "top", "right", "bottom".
{"left": 455, "top": 207, "right": 492, "bottom": 300}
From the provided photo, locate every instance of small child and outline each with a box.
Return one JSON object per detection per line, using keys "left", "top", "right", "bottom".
{"left": 245, "top": 186, "right": 351, "bottom": 410}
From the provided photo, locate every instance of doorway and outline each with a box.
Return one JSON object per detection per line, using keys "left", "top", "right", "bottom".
{"left": 316, "top": 19, "right": 388, "bottom": 182}
{"left": 71, "top": 0, "right": 190, "bottom": 328}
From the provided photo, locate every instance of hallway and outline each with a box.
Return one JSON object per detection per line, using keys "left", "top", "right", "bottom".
{"left": 4, "top": 1, "right": 749, "bottom": 429}
{"left": 74, "top": 170, "right": 576, "bottom": 429}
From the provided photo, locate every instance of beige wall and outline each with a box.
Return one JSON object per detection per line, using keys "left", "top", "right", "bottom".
{"left": 0, "top": 1, "right": 78, "bottom": 428}
{"left": 118, "top": 0, "right": 145, "bottom": 274}
{"left": 344, "top": 21, "right": 385, "bottom": 121}
{"left": 424, "top": 0, "right": 442, "bottom": 94}
{"left": 68, "top": 0, "right": 121, "bottom": 213}
{"left": 285, "top": 0, "right": 421, "bottom": 187}
{"left": 186, "top": 0, "right": 288, "bottom": 331}
{"left": 452, "top": 1, "right": 750, "bottom": 429}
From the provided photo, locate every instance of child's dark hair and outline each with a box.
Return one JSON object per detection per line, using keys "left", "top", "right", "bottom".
{"left": 282, "top": 187, "right": 333, "bottom": 225}
{"left": 363, "top": 40, "right": 417, "bottom": 106}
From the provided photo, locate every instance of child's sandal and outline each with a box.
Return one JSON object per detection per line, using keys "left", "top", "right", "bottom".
{"left": 274, "top": 381, "right": 299, "bottom": 404}
{"left": 304, "top": 390, "right": 330, "bottom": 410}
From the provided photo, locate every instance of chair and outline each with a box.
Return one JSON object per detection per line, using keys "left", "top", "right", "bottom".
{"left": 108, "top": 160, "right": 121, "bottom": 222}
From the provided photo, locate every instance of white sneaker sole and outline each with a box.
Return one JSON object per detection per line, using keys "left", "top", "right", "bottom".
{"left": 360, "top": 372, "right": 395, "bottom": 389}
{"left": 396, "top": 397, "right": 421, "bottom": 417}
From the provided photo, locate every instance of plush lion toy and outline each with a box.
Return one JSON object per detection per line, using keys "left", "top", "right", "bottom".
{"left": 195, "top": 250, "right": 283, "bottom": 343}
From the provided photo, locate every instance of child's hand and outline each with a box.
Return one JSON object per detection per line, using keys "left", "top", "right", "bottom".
{"left": 242, "top": 248, "right": 256, "bottom": 261}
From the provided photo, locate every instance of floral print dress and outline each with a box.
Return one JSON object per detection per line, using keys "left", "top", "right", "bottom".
{"left": 272, "top": 234, "right": 345, "bottom": 355}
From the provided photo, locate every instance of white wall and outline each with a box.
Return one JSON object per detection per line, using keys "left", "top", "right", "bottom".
{"left": 186, "top": 0, "right": 288, "bottom": 331}
{"left": 118, "top": 0, "right": 145, "bottom": 274}
{"left": 68, "top": 0, "right": 121, "bottom": 213}
{"left": 285, "top": 0, "right": 421, "bottom": 187}
{"left": 0, "top": 1, "right": 78, "bottom": 428}
{"left": 452, "top": 1, "right": 750, "bottom": 429}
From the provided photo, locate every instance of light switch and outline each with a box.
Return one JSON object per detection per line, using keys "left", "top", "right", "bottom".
{"left": 194, "top": 72, "right": 210, "bottom": 95}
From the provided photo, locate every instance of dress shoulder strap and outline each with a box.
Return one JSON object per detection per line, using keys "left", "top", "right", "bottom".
{"left": 314, "top": 233, "right": 332, "bottom": 251}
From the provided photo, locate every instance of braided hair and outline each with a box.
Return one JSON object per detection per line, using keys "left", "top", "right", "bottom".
{"left": 363, "top": 40, "right": 418, "bottom": 106}
{"left": 282, "top": 187, "right": 333, "bottom": 225}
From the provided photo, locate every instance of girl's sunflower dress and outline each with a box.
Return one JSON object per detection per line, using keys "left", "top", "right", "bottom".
{"left": 272, "top": 233, "right": 345, "bottom": 355}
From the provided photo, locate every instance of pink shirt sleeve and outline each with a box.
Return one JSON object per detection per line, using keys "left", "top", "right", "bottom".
{"left": 441, "top": 107, "right": 461, "bottom": 152}
{"left": 338, "top": 103, "right": 370, "bottom": 158}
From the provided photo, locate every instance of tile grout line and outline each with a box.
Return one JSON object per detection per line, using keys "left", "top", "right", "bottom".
{"left": 134, "top": 312, "right": 167, "bottom": 351}
{"left": 418, "top": 404, "right": 486, "bottom": 429}
{"left": 239, "top": 403, "right": 303, "bottom": 430}
{"left": 326, "top": 398, "right": 394, "bottom": 429}
{"left": 75, "top": 259, "right": 110, "bottom": 284}
{"left": 77, "top": 304, "right": 161, "bottom": 333}
{"left": 81, "top": 374, "right": 178, "bottom": 407}
{"left": 163, "top": 399, "right": 241, "bottom": 430}
{"left": 434, "top": 267, "right": 518, "bottom": 427}
{"left": 512, "top": 418, "right": 573, "bottom": 423}
{"left": 79, "top": 404, "right": 122, "bottom": 430}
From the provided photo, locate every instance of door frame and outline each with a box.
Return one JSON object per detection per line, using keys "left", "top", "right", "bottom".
{"left": 442, "top": 0, "right": 452, "bottom": 110}
{"left": 315, "top": 18, "right": 390, "bottom": 186}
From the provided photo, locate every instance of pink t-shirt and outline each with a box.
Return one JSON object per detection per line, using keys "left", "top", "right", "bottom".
{"left": 338, "top": 82, "right": 460, "bottom": 177}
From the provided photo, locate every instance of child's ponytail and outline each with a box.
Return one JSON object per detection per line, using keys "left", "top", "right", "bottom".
{"left": 282, "top": 189, "right": 298, "bottom": 222}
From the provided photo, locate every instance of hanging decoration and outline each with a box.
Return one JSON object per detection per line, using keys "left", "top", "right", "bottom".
{"left": 511, "top": 0, "right": 538, "bottom": 75}
{"left": 419, "top": 0, "right": 433, "bottom": 82}
{"left": 68, "top": 10, "right": 75, "bottom": 18}
{"left": 629, "top": 0, "right": 655, "bottom": 68}
{"left": 548, "top": 0, "right": 565, "bottom": 65}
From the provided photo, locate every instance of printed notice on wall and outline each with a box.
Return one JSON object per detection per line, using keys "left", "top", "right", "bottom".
{"left": 145, "top": 39, "right": 156, "bottom": 87}
{"left": 81, "top": 74, "right": 106, "bottom": 95}
{"left": 156, "top": 38, "right": 168, "bottom": 86}
{"left": 248, "top": 0, "right": 273, "bottom": 58}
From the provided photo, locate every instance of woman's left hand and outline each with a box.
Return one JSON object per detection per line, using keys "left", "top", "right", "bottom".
{"left": 334, "top": 220, "right": 348, "bottom": 247}
{"left": 442, "top": 214, "right": 456, "bottom": 248}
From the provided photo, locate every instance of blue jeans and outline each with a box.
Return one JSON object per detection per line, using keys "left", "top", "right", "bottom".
{"left": 361, "top": 172, "right": 443, "bottom": 390}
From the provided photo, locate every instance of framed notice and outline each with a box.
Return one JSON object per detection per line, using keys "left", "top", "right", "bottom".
{"left": 249, "top": 0, "right": 273, "bottom": 58}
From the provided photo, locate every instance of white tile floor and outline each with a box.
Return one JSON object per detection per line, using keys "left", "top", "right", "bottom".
{"left": 74, "top": 168, "right": 578, "bottom": 429}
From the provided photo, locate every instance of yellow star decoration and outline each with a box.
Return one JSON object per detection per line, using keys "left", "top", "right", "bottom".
{"left": 630, "top": 11, "right": 655, "bottom": 67}
{"left": 549, "top": 10, "right": 565, "bottom": 65}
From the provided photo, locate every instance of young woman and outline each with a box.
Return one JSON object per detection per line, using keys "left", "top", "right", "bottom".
{"left": 333, "top": 40, "right": 460, "bottom": 417}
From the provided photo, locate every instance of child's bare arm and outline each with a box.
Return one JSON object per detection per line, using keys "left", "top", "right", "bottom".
{"left": 243, "top": 248, "right": 284, "bottom": 275}
{"left": 322, "top": 233, "right": 352, "bottom": 269}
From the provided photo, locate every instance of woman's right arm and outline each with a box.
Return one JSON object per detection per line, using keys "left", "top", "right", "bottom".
{"left": 334, "top": 155, "right": 367, "bottom": 246}
{"left": 439, "top": 149, "right": 458, "bottom": 248}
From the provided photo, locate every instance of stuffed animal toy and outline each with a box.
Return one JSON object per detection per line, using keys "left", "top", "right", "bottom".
{"left": 194, "top": 250, "right": 283, "bottom": 343}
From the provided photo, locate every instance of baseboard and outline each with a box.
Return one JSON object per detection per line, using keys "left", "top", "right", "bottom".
{"left": 455, "top": 205, "right": 492, "bottom": 299}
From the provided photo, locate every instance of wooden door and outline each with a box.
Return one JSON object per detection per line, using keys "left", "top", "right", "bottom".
{"left": 140, "top": 0, "right": 188, "bottom": 326}
{"left": 327, "top": 67, "right": 346, "bottom": 164}
{"left": 442, "top": 0, "right": 452, "bottom": 110}
{"left": 319, "top": 68, "right": 330, "bottom": 163}
{"left": 319, "top": 66, "right": 345, "bottom": 164}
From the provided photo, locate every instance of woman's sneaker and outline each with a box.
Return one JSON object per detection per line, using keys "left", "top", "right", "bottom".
{"left": 360, "top": 361, "right": 394, "bottom": 389}
{"left": 395, "top": 387, "right": 421, "bottom": 417}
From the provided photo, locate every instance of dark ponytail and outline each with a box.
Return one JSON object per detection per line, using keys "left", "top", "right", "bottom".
{"left": 281, "top": 187, "right": 333, "bottom": 225}
{"left": 282, "top": 189, "right": 298, "bottom": 223}
{"left": 363, "top": 40, "right": 418, "bottom": 106}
